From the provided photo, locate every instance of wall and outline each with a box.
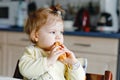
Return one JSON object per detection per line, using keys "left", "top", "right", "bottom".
{"left": 35, "top": 0, "right": 99, "bottom": 8}
{"left": 1, "top": 0, "right": 99, "bottom": 8}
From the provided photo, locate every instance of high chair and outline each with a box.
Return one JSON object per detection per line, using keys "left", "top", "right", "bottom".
{"left": 13, "top": 60, "right": 23, "bottom": 79}
{"left": 86, "top": 70, "right": 113, "bottom": 80}
{"left": 77, "top": 58, "right": 113, "bottom": 80}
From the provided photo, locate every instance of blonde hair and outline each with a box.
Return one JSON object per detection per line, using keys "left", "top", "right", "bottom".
{"left": 24, "top": 4, "right": 64, "bottom": 43}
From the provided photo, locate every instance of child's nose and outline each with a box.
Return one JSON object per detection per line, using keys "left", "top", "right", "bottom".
{"left": 55, "top": 35, "right": 61, "bottom": 40}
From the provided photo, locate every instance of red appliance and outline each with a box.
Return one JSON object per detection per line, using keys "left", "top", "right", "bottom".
{"left": 82, "top": 9, "right": 90, "bottom": 32}
{"left": 74, "top": 8, "right": 90, "bottom": 32}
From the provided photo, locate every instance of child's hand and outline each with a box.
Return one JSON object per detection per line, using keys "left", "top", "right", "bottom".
{"left": 47, "top": 44, "right": 65, "bottom": 67}
{"left": 61, "top": 45, "right": 78, "bottom": 65}
{"left": 54, "top": 42, "right": 67, "bottom": 61}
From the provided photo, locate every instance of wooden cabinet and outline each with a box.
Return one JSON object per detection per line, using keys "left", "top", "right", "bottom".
{"left": 64, "top": 35, "right": 118, "bottom": 80}
{"left": 0, "top": 31, "right": 118, "bottom": 80}
{"left": 6, "top": 32, "right": 31, "bottom": 77}
{"left": 0, "top": 31, "right": 31, "bottom": 77}
{"left": 0, "top": 44, "right": 4, "bottom": 75}
{"left": 0, "top": 32, "right": 7, "bottom": 76}
{"left": 7, "top": 45, "right": 26, "bottom": 77}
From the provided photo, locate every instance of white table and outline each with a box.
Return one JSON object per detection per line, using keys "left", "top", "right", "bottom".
{"left": 0, "top": 76, "right": 22, "bottom": 80}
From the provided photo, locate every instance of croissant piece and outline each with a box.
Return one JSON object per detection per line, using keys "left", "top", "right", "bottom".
{"left": 54, "top": 42, "right": 67, "bottom": 61}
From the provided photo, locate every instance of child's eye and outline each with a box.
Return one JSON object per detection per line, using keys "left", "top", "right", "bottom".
{"left": 50, "top": 31, "right": 55, "bottom": 34}
{"left": 60, "top": 31, "right": 64, "bottom": 34}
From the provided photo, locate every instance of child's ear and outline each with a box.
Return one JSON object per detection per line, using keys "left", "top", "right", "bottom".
{"left": 30, "top": 29, "right": 38, "bottom": 42}
{"left": 34, "top": 32, "right": 39, "bottom": 42}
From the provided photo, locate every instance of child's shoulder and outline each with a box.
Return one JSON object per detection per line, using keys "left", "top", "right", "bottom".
{"left": 24, "top": 45, "right": 45, "bottom": 56}
{"left": 25, "top": 45, "right": 43, "bottom": 52}
{"left": 25, "top": 45, "right": 35, "bottom": 50}
{"left": 24, "top": 45, "right": 39, "bottom": 52}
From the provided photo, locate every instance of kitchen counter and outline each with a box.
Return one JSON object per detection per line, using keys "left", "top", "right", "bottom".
{"left": 1, "top": 27, "right": 120, "bottom": 39}
{"left": 64, "top": 31, "right": 120, "bottom": 38}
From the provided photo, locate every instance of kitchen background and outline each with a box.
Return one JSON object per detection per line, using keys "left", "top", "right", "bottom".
{"left": 0, "top": 0, "right": 120, "bottom": 80}
{"left": 0, "top": 0, "right": 120, "bottom": 33}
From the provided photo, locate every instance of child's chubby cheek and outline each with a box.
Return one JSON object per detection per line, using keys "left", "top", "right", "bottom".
{"left": 43, "top": 42, "right": 55, "bottom": 50}
{"left": 42, "top": 43, "right": 54, "bottom": 51}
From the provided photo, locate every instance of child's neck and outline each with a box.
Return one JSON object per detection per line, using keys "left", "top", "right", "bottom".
{"left": 35, "top": 44, "right": 51, "bottom": 51}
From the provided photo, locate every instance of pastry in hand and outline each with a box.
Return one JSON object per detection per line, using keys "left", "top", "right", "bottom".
{"left": 54, "top": 42, "right": 67, "bottom": 61}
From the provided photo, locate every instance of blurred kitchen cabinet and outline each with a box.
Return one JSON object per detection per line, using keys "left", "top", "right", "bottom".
{"left": 64, "top": 35, "right": 118, "bottom": 80}
{"left": 0, "top": 45, "right": 3, "bottom": 75}
{"left": 0, "top": 32, "right": 7, "bottom": 76}
{"left": 0, "top": 31, "right": 31, "bottom": 77}
{"left": 7, "top": 45, "right": 26, "bottom": 77}
{"left": 6, "top": 32, "right": 31, "bottom": 77}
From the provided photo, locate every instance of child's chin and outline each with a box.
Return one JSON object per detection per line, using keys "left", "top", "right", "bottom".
{"left": 43, "top": 47, "right": 51, "bottom": 51}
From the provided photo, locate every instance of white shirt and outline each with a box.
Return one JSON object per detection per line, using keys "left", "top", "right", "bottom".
{"left": 19, "top": 45, "right": 85, "bottom": 80}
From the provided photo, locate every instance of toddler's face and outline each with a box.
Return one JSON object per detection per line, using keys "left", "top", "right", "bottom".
{"left": 35, "top": 21, "right": 64, "bottom": 51}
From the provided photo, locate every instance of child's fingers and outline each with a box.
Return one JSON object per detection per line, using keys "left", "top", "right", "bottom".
{"left": 50, "top": 47, "right": 65, "bottom": 56}
{"left": 51, "top": 46, "right": 61, "bottom": 54}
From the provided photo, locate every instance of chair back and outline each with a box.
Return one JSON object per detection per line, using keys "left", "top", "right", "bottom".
{"left": 77, "top": 58, "right": 87, "bottom": 72}
{"left": 86, "top": 70, "right": 112, "bottom": 80}
{"left": 13, "top": 60, "right": 23, "bottom": 79}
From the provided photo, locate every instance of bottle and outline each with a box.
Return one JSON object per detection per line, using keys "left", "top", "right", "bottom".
{"left": 17, "top": 0, "right": 27, "bottom": 27}
{"left": 27, "top": 0, "right": 37, "bottom": 15}
{"left": 82, "top": 9, "right": 90, "bottom": 32}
